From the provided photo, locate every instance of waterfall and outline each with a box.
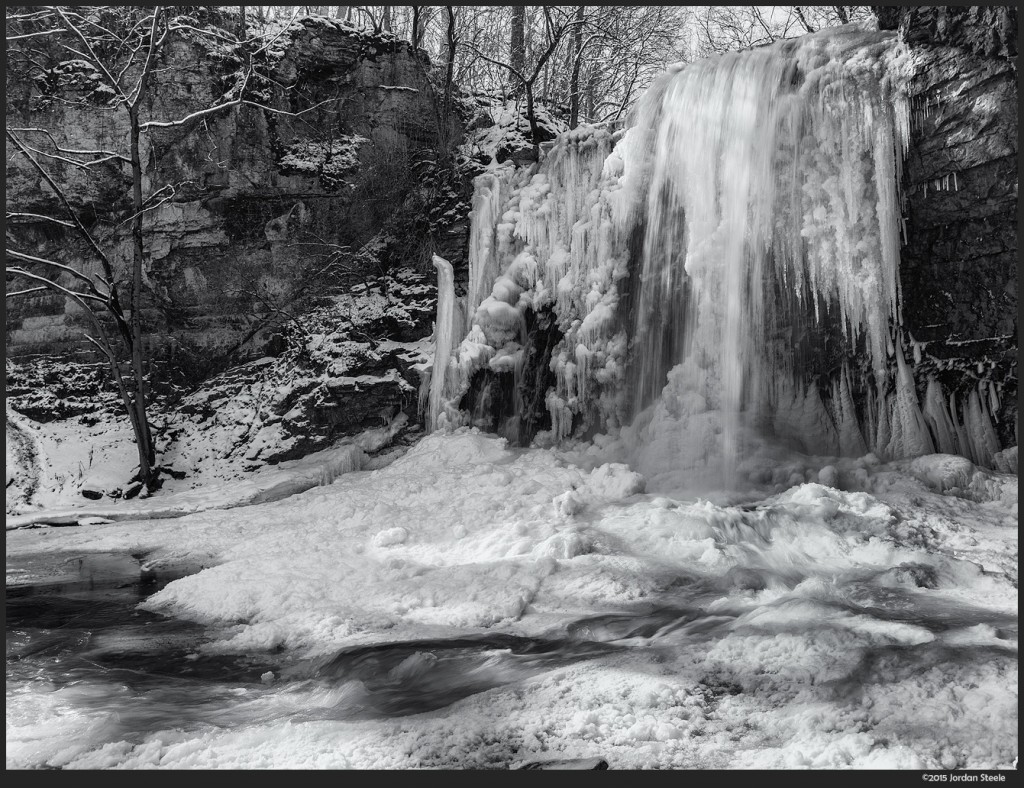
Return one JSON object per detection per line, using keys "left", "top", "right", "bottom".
{"left": 448, "top": 23, "right": 1007, "bottom": 482}
{"left": 619, "top": 26, "right": 912, "bottom": 486}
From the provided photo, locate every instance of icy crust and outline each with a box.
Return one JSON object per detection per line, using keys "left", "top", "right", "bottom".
{"left": 132, "top": 432, "right": 1017, "bottom": 647}
{"left": 446, "top": 126, "right": 633, "bottom": 439}
{"left": 8, "top": 430, "right": 1015, "bottom": 769}
{"left": 137, "top": 431, "right": 642, "bottom": 647}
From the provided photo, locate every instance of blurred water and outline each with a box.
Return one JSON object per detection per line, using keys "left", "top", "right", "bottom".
{"left": 6, "top": 558, "right": 622, "bottom": 765}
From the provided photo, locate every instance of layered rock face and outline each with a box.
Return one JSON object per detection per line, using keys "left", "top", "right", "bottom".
{"left": 877, "top": 5, "right": 1018, "bottom": 446}
{"left": 5, "top": 16, "right": 463, "bottom": 365}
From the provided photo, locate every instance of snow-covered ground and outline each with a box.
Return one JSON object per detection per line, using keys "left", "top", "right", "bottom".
{"left": 5, "top": 404, "right": 408, "bottom": 527}
{"left": 6, "top": 424, "right": 1017, "bottom": 770}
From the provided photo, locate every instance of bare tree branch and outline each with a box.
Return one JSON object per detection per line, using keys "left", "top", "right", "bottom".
{"left": 53, "top": 6, "right": 129, "bottom": 103}
{"left": 6, "top": 211, "right": 77, "bottom": 228}
{"left": 7, "top": 127, "right": 130, "bottom": 162}
{"left": 5, "top": 285, "right": 49, "bottom": 299}
{"left": 5, "top": 265, "right": 106, "bottom": 304}
{"left": 5, "top": 129, "right": 121, "bottom": 289}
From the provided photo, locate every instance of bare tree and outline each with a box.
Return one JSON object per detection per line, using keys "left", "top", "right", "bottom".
{"left": 408, "top": 5, "right": 424, "bottom": 49}
{"left": 568, "top": 5, "right": 585, "bottom": 129}
{"left": 467, "top": 7, "right": 587, "bottom": 157}
{"left": 793, "top": 6, "right": 816, "bottom": 33}
{"left": 442, "top": 5, "right": 457, "bottom": 110}
{"left": 695, "top": 6, "right": 873, "bottom": 57}
{"left": 5, "top": 6, "right": 298, "bottom": 492}
{"left": 509, "top": 5, "right": 526, "bottom": 96}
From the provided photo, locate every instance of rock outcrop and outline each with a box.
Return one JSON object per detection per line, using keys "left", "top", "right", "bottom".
{"left": 5, "top": 14, "right": 467, "bottom": 365}
{"left": 876, "top": 5, "right": 1018, "bottom": 446}
{"left": 164, "top": 268, "right": 437, "bottom": 469}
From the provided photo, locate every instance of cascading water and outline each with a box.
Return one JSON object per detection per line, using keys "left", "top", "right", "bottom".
{"left": 619, "top": 26, "right": 910, "bottom": 486}
{"left": 432, "top": 22, "right": 1013, "bottom": 487}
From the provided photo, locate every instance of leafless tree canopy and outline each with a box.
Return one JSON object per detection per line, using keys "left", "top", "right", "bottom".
{"left": 238, "top": 6, "right": 871, "bottom": 125}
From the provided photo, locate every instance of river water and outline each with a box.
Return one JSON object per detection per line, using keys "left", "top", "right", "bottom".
{"left": 9, "top": 545, "right": 1017, "bottom": 770}
{"left": 6, "top": 551, "right": 627, "bottom": 765}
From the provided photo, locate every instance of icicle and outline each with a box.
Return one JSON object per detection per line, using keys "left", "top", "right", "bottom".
{"left": 426, "top": 255, "right": 455, "bottom": 432}
{"left": 963, "top": 388, "right": 1000, "bottom": 468}
{"left": 834, "top": 362, "right": 867, "bottom": 456}
{"left": 885, "top": 339, "right": 935, "bottom": 459}
{"left": 988, "top": 379, "right": 1000, "bottom": 416}
{"left": 453, "top": 24, "right": 960, "bottom": 485}
{"left": 465, "top": 166, "right": 518, "bottom": 336}
{"left": 948, "top": 391, "right": 971, "bottom": 463}
{"left": 922, "top": 377, "right": 960, "bottom": 455}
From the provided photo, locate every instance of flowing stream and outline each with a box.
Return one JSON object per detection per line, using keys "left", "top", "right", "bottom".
{"left": 7, "top": 551, "right": 627, "bottom": 751}
{"left": 7, "top": 533, "right": 1016, "bottom": 769}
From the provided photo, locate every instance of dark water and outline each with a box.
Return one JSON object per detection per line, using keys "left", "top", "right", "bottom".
{"left": 6, "top": 552, "right": 626, "bottom": 758}
{"left": 7, "top": 560, "right": 286, "bottom": 743}
{"left": 8, "top": 548, "right": 1016, "bottom": 769}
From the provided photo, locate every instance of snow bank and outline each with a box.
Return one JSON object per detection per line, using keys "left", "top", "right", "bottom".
{"left": 6, "top": 428, "right": 1017, "bottom": 770}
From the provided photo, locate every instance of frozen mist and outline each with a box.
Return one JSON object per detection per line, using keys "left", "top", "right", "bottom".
{"left": 5, "top": 19, "right": 1017, "bottom": 773}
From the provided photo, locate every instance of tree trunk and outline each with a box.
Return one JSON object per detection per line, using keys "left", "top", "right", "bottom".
{"left": 238, "top": 6, "right": 246, "bottom": 39}
{"left": 584, "top": 68, "right": 597, "bottom": 123}
{"left": 794, "top": 7, "right": 816, "bottom": 33}
{"left": 510, "top": 5, "right": 526, "bottom": 96}
{"left": 382, "top": 5, "right": 392, "bottom": 32}
{"left": 443, "top": 6, "right": 456, "bottom": 110}
{"left": 569, "top": 6, "right": 584, "bottom": 128}
{"left": 526, "top": 83, "right": 540, "bottom": 160}
{"left": 128, "top": 104, "right": 155, "bottom": 489}
{"left": 411, "top": 6, "right": 422, "bottom": 48}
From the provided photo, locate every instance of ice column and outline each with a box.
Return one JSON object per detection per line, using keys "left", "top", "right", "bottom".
{"left": 427, "top": 254, "right": 456, "bottom": 432}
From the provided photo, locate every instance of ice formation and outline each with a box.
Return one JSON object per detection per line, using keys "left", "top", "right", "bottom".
{"left": 426, "top": 254, "right": 457, "bottom": 432}
{"left": 449, "top": 127, "right": 634, "bottom": 443}
{"left": 445, "top": 24, "right": 1011, "bottom": 482}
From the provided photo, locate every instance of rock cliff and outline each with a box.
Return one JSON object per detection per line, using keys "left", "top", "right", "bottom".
{"left": 6, "top": 15, "right": 467, "bottom": 367}
{"left": 877, "top": 5, "right": 1018, "bottom": 446}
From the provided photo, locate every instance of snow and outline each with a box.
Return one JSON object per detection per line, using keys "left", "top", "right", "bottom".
{"left": 462, "top": 96, "right": 569, "bottom": 167}
{"left": 6, "top": 438, "right": 369, "bottom": 529}
{"left": 5, "top": 19, "right": 1017, "bottom": 776}
{"left": 277, "top": 135, "right": 367, "bottom": 188}
{"left": 448, "top": 24, "right": 1008, "bottom": 495}
{"left": 6, "top": 428, "right": 1018, "bottom": 770}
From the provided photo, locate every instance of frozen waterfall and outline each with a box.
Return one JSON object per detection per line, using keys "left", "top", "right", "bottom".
{"left": 444, "top": 23, "right": 1008, "bottom": 486}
